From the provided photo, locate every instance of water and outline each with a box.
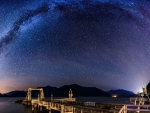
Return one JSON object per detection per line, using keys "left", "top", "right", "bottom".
{"left": 0, "top": 97, "right": 130, "bottom": 113}
{"left": 0, "top": 97, "right": 27, "bottom": 113}
{"left": 0, "top": 97, "right": 51, "bottom": 113}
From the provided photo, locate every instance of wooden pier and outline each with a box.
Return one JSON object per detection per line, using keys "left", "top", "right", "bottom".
{"left": 21, "top": 87, "right": 150, "bottom": 113}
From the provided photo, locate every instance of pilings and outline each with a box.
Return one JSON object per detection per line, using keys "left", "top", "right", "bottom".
{"left": 80, "top": 109, "right": 83, "bottom": 113}
{"left": 40, "top": 106, "right": 42, "bottom": 111}
{"left": 74, "top": 108, "right": 76, "bottom": 113}
{"left": 31, "top": 105, "right": 43, "bottom": 112}
{"left": 49, "top": 109, "right": 51, "bottom": 113}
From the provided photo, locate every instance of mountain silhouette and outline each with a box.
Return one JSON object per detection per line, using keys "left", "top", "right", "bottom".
{"left": 108, "top": 89, "right": 135, "bottom": 97}
{"left": 5, "top": 84, "right": 110, "bottom": 97}
{"left": 54, "top": 84, "right": 110, "bottom": 97}
{"left": 0, "top": 93, "right": 8, "bottom": 97}
{"left": 6, "top": 91, "right": 27, "bottom": 97}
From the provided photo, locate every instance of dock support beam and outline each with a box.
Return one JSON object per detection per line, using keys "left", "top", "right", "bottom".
{"left": 34, "top": 104, "right": 37, "bottom": 109}
{"left": 40, "top": 106, "right": 42, "bottom": 111}
{"left": 32, "top": 105, "right": 34, "bottom": 111}
{"left": 137, "top": 105, "right": 140, "bottom": 113}
{"left": 73, "top": 107, "right": 76, "bottom": 113}
{"left": 49, "top": 109, "right": 51, "bottom": 113}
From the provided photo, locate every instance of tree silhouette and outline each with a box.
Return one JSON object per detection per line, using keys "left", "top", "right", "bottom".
{"left": 146, "top": 82, "right": 150, "bottom": 95}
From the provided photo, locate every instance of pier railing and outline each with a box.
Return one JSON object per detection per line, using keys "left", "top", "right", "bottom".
{"left": 119, "top": 104, "right": 150, "bottom": 113}
{"left": 130, "top": 97, "right": 150, "bottom": 105}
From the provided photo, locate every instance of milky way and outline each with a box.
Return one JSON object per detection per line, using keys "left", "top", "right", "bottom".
{"left": 1, "top": 0, "right": 150, "bottom": 93}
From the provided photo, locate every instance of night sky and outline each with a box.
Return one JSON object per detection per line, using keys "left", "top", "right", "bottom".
{"left": 0, "top": 0, "right": 150, "bottom": 93}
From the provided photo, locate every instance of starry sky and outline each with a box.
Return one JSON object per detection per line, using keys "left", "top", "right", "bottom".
{"left": 1, "top": 0, "right": 150, "bottom": 93}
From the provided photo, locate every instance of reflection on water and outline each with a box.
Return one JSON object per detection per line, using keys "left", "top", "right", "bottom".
{"left": 0, "top": 97, "right": 130, "bottom": 113}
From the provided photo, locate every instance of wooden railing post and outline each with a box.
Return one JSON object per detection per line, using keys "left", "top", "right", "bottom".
{"left": 124, "top": 105, "right": 127, "bottom": 113}
{"left": 137, "top": 105, "right": 140, "bottom": 113}
{"left": 61, "top": 105, "right": 64, "bottom": 113}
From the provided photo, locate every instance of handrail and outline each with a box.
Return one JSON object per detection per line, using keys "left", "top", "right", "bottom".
{"left": 119, "top": 104, "right": 150, "bottom": 113}
{"left": 126, "top": 104, "right": 150, "bottom": 107}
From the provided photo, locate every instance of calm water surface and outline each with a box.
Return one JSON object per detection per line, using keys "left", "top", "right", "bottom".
{"left": 0, "top": 97, "right": 130, "bottom": 113}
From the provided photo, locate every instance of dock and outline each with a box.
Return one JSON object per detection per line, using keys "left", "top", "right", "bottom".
{"left": 21, "top": 87, "right": 150, "bottom": 113}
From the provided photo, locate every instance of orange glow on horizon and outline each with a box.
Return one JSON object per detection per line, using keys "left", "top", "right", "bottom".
{"left": 112, "top": 95, "right": 117, "bottom": 98}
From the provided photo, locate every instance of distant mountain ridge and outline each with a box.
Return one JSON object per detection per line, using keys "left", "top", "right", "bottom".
{"left": 4, "top": 84, "right": 110, "bottom": 97}
{"left": 6, "top": 90, "right": 26, "bottom": 96}
{"left": 6, "top": 91, "right": 27, "bottom": 97}
{"left": 54, "top": 84, "right": 110, "bottom": 97}
{"left": 0, "top": 93, "right": 8, "bottom": 97}
{"left": 3, "top": 84, "right": 135, "bottom": 97}
{"left": 108, "top": 89, "right": 135, "bottom": 97}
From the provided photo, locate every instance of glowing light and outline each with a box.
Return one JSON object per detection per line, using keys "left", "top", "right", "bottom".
{"left": 112, "top": 95, "right": 117, "bottom": 98}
